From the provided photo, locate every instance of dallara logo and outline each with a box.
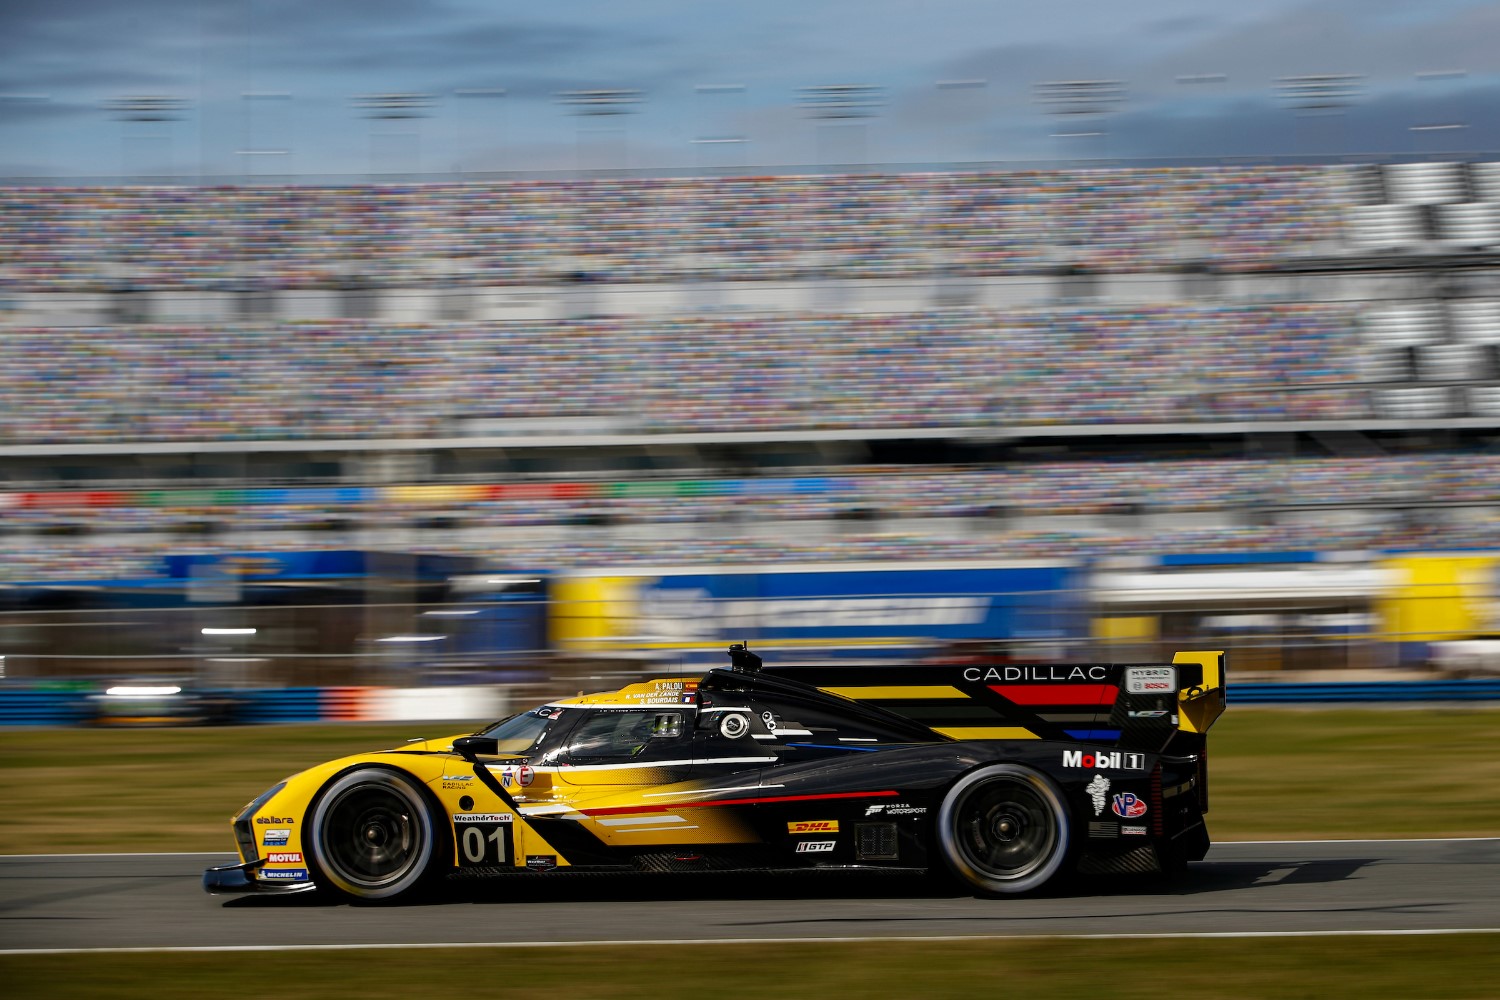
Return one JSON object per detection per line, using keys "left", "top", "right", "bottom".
{"left": 787, "top": 820, "right": 839, "bottom": 834}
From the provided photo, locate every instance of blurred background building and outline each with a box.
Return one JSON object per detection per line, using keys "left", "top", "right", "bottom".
{"left": 5, "top": 1, "right": 1500, "bottom": 722}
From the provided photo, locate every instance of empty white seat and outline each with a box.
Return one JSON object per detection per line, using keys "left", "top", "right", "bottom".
{"left": 1466, "top": 386, "right": 1500, "bottom": 416}
{"left": 1361, "top": 303, "right": 1445, "bottom": 346}
{"left": 1417, "top": 342, "right": 1478, "bottom": 381}
{"left": 1345, "top": 204, "right": 1426, "bottom": 249}
{"left": 1377, "top": 386, "right": 1450, "bottom": 418}
{"left": 1471, "top": 162, "right": 1500, "bottom": 202}
{"left": 1435, "top": 202, "right": 1498, "bottom": 246}
{"left": 1334, "top": 164, "right": 1386, "bottom": 206}
{"left": 1385, "top": 162, "right": 1466, "bottom": 204}
{"left": 1358, "top": 347, "right": 1411, "bottom": 382}
{"left": 1450, "top": 300, "right": 1500, "bottom": 344}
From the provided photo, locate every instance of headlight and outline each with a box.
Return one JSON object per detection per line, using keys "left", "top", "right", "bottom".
{"left": 233, "top": 781, "right": 287, "bottom": 863}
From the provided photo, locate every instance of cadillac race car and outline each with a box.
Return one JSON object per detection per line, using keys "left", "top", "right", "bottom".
{"left": 205, "top": 644, "right": 1225, "bottom": 901}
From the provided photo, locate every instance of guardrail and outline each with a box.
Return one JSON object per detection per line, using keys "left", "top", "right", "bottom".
{"left": 0, "top": 684, "right": 506, "bottom": 726}
{"left": 3, "top": 680, "right": 1499, "bottom": 726}
{"left": 1227, "top": 680, "right": 1500, "bottom": 703}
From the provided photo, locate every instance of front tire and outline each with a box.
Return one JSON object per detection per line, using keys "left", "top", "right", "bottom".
{"left": 307, "top": 767, "right": 441, "bottom": 902}
{"left": 936, "top": 763, "right": 1073, "bottom": 896}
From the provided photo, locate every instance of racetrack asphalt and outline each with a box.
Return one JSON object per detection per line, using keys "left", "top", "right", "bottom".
{"left": 2, "top": 839, "right": 1497, "bottom": 952}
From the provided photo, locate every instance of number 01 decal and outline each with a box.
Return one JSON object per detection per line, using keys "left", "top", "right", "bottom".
{"left": 453, "top": 815, "right": 513, "bottom": 867}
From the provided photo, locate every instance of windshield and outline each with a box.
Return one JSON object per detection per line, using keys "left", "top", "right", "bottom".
{"left": 477, "top": 706, "right": 561, "bottom": 754}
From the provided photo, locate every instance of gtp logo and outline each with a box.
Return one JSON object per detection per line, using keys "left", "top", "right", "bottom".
{"left": 1111, "top": 792, "right": 1147, "bottom": 818}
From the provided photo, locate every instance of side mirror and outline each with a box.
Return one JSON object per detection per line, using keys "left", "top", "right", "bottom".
{"left": 453, "top": 735, "right": 499, "bottom": 763}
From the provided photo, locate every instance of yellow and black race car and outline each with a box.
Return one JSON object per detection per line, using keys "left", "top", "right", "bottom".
{"left": 205, "top": 644, "right": 1225, "bottom": 901}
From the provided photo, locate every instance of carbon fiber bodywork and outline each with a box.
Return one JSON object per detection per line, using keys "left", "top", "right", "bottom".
{"left": 208, "top": 648, "right": 1224, "bottom": 899}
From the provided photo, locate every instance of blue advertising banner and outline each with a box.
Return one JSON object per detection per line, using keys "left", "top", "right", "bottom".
{"left": 627, "top": 565, "right": 1082, "bottom": 645}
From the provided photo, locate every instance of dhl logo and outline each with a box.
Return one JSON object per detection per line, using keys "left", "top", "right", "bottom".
{"left": 787, "top": 820, "right": 839, "bottom": 834}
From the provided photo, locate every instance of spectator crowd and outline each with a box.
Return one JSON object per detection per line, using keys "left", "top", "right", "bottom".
{"left": 0, "top": 166, "right": 1345, "bottom": 291}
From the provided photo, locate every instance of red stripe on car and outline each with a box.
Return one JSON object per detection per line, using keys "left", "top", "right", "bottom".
{"left": 989, "top": 684, "right": 1118, "bottom": 705}
{"left": 580, "top": 789, "right": 900, "bottom": 817}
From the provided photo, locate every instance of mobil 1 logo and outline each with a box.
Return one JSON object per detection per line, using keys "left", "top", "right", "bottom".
{"left": 1062, "top": 749, "right": 1146, "bottom": 771}
{"left": 453, "top": 813, "right": 514, "bottom": 867}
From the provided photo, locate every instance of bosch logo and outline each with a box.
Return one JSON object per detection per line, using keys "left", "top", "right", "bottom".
{"left": 1111, "top": 792, "right": 1147, "bottom": 818}
{"left": 1125, "top": 667, "right": 1177, "bottom": 695}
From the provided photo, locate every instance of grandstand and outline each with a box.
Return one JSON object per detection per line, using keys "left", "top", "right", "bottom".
{"left": 3, "top": 160, "right": 1500, "bottom": 676}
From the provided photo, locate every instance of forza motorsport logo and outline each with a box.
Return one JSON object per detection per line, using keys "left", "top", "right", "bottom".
{"left": 1062, "top": 750, "right": 1145, "bottom": 770}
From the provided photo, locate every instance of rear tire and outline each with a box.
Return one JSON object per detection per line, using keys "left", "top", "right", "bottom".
{"left": 307, "top": 767, "right": 443, "bottom": 902}
{"left": 936, "top": 763, "right": 1073, "bottom": 896}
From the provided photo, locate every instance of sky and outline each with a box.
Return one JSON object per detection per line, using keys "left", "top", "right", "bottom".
{"left": 2, "top": 0, "right": 1498, "bottom": 179}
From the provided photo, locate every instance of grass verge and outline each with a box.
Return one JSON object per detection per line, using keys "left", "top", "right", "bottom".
{"left": 5, "top": 937, "right": 1500, "bottom": 999}
{"left": 2, "top": 707, "right": 1498, "bottom": 854}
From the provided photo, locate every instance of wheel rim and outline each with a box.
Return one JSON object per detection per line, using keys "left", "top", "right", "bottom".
{"left": 953, "top": 778, "right": 1058, "bottom": 882}
{"left": 319, "top": 781, "right": 424, "bottom": 890}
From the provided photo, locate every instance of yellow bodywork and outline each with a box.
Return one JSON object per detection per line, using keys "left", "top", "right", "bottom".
{"left": 242, "top": 720, "right": 755, "bottom": 880}
{"left": 1173, "top": 650, "right": 1227, "bottom": 735}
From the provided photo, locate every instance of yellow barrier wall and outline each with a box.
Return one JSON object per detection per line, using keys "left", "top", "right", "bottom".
{"left": 1378, "top": 554, "right": 1500, "bottom": 642}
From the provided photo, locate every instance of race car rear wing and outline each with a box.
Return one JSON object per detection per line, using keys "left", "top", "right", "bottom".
{"left": 766, "top": 649, "right": 1226, "bottom": 753}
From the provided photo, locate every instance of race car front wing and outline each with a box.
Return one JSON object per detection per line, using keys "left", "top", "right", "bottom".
{"left": 203, "top": 858, "right": 317, "bottom": 895}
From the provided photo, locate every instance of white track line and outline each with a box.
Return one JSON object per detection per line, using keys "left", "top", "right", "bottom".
{"left": 0, "top": 852, "right": 235, "bottom": 858}
{"left": 3, "top": 928, "right": 1499, "bottom": 956}
{"left": 1221, "top": 837, "right": 1500, "bottom": 844}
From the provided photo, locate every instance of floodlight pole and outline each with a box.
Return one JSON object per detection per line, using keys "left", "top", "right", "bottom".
{"left": 692, "top": 83, "right": 747, "bottom": 173}
{"left": 1411, "top": 70, "right": 1468, "bottom": 160}
{"left": 238, "top": 91, "right": 291, "bottom": 182}
{"left": 798, "top": 84, "right": 885, "bottom": 168}
{"left": 106, "top": 95, "right": 188, "bottom": 180}
{"left": 353, "top": 93, "right": 435, "bottom": 178}
{"left": 454, "top": 87, "right": 507, "bottom": 176}
{"left": 1033, "top": 79, "right": 1125, "bottom": 163}
{"left": 1175, "top": 73, "right": 1228, "bottom": 160}
{"left": 935, "top": 79, "right": 988, "bottom": 163}
{"left": 1273, "top": 74, "right": 1363, "bottom": 159}
{"left": 0, "top": 93, "right": 51, "bottom": 178}
{"left": 556, "top": 88, "right": 643, "bottom": 173}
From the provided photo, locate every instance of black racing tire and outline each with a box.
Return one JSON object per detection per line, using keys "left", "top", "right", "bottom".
{"left": 936, "top": 763, "right": 1073, "bottom": 896}
{"left": 306, "top": 767, "right": 445, "bottom": 902}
